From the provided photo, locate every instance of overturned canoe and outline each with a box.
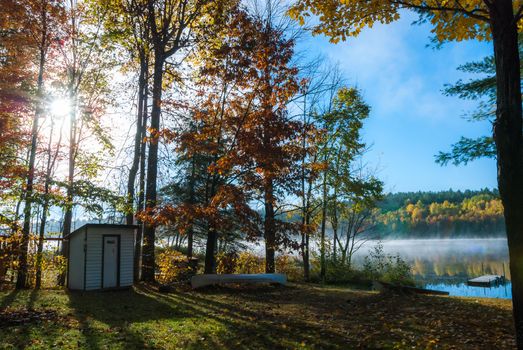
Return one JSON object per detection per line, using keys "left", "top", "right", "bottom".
{"left": 191, "top": 273, "right": 287, "bottom": 289}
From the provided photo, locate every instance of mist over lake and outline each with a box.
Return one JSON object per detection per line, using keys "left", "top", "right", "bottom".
{"left": 350, "top": 238, "right": 511, "bottom": 298}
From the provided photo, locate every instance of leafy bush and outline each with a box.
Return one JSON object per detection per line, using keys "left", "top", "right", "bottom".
{"left": 307, "top": 257, "right": 369, "bottom": 285}
{"left": 156, "top": 248, "right": 195, "bottom": 284}
{"left": 217, "top": 251, "right": 265, "bottom": 274}
{"left": 31, "top": 254, "right": 66, "bottom": 288}
{"left": 216, "top": 251, "right": 238, "bottom": 274}
{"left": 276, "top": 255, "right": 302, "bottom": 281}
{"left": 216, "top": 251, "right": 301, "bottom": 279}
{"left": 362, "top": 242, "right": 414, "bottom": 285}
{"left": 235, "top": 252, "right": 265, "bottom": 274}
{"left": 308, "top": 242, "right": 414, "bottom": 286}
{"left": 1, "top": 233, "right": 67, "bottom": 289}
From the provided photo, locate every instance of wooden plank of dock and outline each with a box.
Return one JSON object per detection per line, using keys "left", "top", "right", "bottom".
{"left": 467, "top": 275, "right": 504, "bottom": 287}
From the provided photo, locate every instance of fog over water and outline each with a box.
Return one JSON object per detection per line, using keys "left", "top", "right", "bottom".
{"left": 352, "top": 238, "right": 511, "bottom": 298}
{"left": 241, "top": 237, "right": 511, "bottom": 299}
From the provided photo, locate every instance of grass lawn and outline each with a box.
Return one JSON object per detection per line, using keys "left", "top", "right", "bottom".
{"left": 0, "top": 283, "right": 516, "bottom": 349}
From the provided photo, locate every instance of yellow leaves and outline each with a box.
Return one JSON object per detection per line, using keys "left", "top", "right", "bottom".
{"left": 216, "top": 251, "right": 265, "bottom": 274}
{"left": 216, "top": 251, "right": 301, "bottom": 277}
{"left": 156, "top": 249, "right": 192, "bottom": 284}
{"left": 0, "top": 233, "right": 67, "bottom": 288}
{"left": 290, "top": 0, "right": 494, "bottom": 44}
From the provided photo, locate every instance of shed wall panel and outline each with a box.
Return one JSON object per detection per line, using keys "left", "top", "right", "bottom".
{"left": 85, "top": 229, "right": 103, "bottom": 290}
{"left": 120, "top": 229, "right": 134, "bottom": 286}
{"left": 68, "top": 229, "right": 85, "bottom": 290}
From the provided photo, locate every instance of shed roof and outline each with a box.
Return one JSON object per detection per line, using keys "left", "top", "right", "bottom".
{"left": 66, "top": 223, "right": 139, "bottom": 239}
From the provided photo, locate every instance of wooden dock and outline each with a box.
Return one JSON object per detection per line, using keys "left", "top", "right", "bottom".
{"left": 467, "top": 275, "right": 505, "bottom": 287}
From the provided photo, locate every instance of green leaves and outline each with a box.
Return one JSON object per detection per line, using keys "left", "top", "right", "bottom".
{"left": 318, "top": 86, "right": 382, "bottom": 207}
{"left": 436, "top": 136, "right": 496, "bottom": 166}
{"left": 437, "top": 36, "right": 523, "bottom": 165}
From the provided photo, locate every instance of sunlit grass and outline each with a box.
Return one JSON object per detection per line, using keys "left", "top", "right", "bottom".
{"left": 0, "top": 284, "right": 516, "bottom": 349}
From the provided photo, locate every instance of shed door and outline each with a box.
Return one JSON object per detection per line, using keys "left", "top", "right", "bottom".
{"left": 103, "top": 236, "right": 118, "bottom": 288}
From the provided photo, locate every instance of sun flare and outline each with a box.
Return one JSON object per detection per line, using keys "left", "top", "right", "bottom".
{"left": 50, "top": 98, "right": 72, "bottom": 117}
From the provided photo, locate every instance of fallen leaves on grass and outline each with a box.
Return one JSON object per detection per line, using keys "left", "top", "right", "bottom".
{"left": 0, "top": 308, "right": 58, "bottom": 328}
{"left": 0, "top": 284, "right": 516, "bottom": 349}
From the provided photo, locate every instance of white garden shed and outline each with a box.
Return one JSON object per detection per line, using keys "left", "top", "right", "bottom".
{"left": 66, "top": 224, "right": 138, "bottom": 291}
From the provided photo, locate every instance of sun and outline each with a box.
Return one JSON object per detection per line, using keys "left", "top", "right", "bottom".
{"left": 50, "top": 98, "right": 72, "bottom": 117}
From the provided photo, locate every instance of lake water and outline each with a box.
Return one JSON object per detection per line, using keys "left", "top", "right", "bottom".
{"left": 353, "top": 239, "right": 512, "bottom": 299}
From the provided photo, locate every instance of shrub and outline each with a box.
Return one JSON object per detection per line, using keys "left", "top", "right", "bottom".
{"left": 276, "top": 254, "right": 302, "bottom": 281}
{"left": 216, "top": 251, "right": 239, "bottom": 274}
{"left": 235, "top": 252, "right": 265, "bottom": 274}
{"left": 362, "top": 242, "right": 414, "bottom": 285}
{"left": 0, "top": 233, "right": 67, "bottom": 289}
{"left": 216, "top": 251, "right": 300, "bottom": 279}
{"left": 31, "top": 254, "right": 66, "bottom": 288}
{"left": 156, "top": 248, "right": 195, "bottom": 284}
{"left": 216, "top": 251, "right": 265, "bottom": 274}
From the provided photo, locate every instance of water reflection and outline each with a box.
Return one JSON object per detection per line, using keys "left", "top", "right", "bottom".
{"left": 353, "top": 239, "right": 511, "bottom": 299}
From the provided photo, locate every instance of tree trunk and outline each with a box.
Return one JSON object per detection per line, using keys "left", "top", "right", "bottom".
{"left": 17, "top": 97, "right": 40, "bottom": 289}
{"left": 332, "top": 217, "right": 338, "bottom": 263}
{"left": 301, "top": 223, "right": 309, "bottom": 280}
{"left": 264, "top": 179, "right": 276, "bottom": 273}
{"left": 304, "top": 213, "right": 310, "bottom": 280}
{"left": 300, "top": 99, "right": 310, "bottom": 280}
{"left": 204, "top": 173, "right": 219, "bottom": 273}
{"left": 300, "top": 190, "right": 310, "bottom": 280}
{"left": 186, "top": 155, "right": 196, "bottom": 258}
{"left": 489, "top": 1, "right": 523, "bottom": 347}
{"left": 126, "top": 54, "right": 147, "bottom": 226}
{"left": 319, "top": 165, "right": 328, "bottom": 283}
{"left": 141, "top": 52, "right": 163, "bottom": 283}
{"left": 60, "top": 88, "right": 78, "bottom": 286}
{"left": 35, "top": 199, "right": 48, "bottom": 289}
{"left": 134, "top": 61, "right": 148, "bottom": 283}
{"left": 17, "top": 6, "right": 48, "bottom": 288}
{"left": 204, "top": 227, "right": 218, "bottom": 274}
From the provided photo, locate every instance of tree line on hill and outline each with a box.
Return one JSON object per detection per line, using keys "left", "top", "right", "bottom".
{"left": 373, "top": 189, "right": 505, "bottom": 238}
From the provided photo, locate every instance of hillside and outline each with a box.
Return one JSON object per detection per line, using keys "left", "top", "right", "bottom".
{"left": 374, "top": 189, "right": 505, "bottom": 238}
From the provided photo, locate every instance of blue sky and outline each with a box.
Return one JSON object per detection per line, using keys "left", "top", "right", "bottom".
{"left": 298, "top": 11, "right": 496, "bottom": 193}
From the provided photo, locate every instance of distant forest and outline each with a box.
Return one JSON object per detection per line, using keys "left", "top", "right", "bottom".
{"left": 373, "top": 189, "right": 505, "bottom": 238}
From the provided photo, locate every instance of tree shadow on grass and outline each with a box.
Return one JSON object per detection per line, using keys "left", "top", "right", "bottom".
{"left": 0, "top": 289, "right": 18, "bottom": 310}
{"left": 0, "top": 289, "right": 68, "bottom": 349}
{"left": 146, "top": 286, "right": 354, "bottom": 349}
{"left": 66, "top": 287, "right": 194, "bottom": 349}
{"left": 150, "top": 284, "right": 517, "bottom": 349}
{"left": 1, "top": 284, "right": 516, "bottom": 349}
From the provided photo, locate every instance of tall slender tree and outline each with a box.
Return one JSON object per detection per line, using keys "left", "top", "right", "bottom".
{"left": 141, "top": 0, "right": 239, "bottom": 282}
{"left": 15, "top": 0, "right": 64, "bottom": 289}
{"left": 35, "top": 114, "right": 65, "bottom": 289}
{"left": 232, "top": 2, "right": 308, "bottom": 273}
{"left": 57, "top": 0, "right": 114, "bottom": 286}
